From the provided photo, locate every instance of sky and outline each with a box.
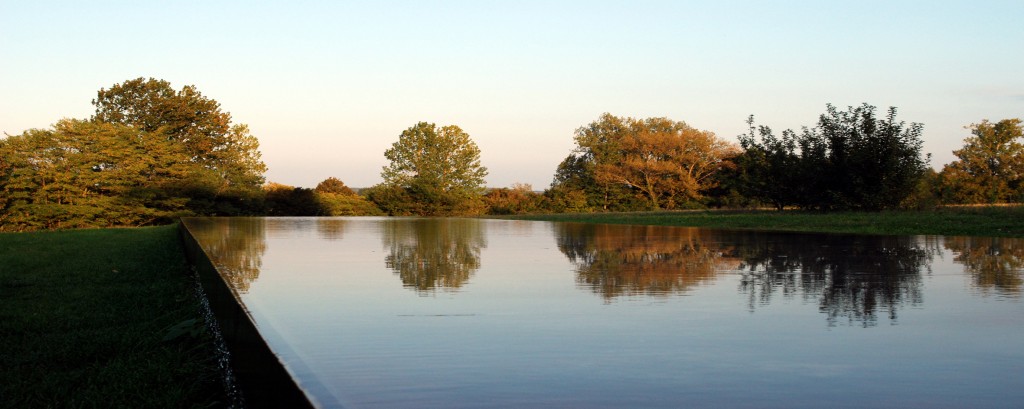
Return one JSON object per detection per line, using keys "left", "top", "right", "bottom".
{"left": 2, "top": 1, "right": 1023, "bottom": 189}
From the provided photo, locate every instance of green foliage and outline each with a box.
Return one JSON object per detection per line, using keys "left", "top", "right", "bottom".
{"left": 939, "top": 118, "right": 1024, "bottom": 204}
{"left": 901, "top": 168, "right": 941, "bottom": 211}
{"left": 382, "top": 218, "right": 485, "bottom": 292}
{"left": 312, "top": 177, "right": 383, "bottom": 215}
{"left": 550, "top": 152, "right": 635, "bottom": 211}
{"left": 263, "top": 181, "right": 384, "bottom": 216}
{"left": 735, "top": 104, "right": 928, "bottom": 211}
{"left": 0, "top": 119, "right": 205, "bottom": 231}
{"left": 376, "top": 122, "right": 488, "bottom": 216}
{"left": 0, "top": 78, "right": 269, "bottom": 231}
{"left": 92, "top": 77, "right": 267, "bottom": 203}
{"left": 701, "top": 156, "right": 758, "bottom": 209}
{"left": 541, "top": 185, "right": 592, "bottom": 213}
{"left": 734, "top": 118, "right": 801, "bottom": 210}
{"left": 318, "top": 192, "right": 385, "bottom": 216}
{"left": 363, "top": 183, "right": 418, "bottom": 216}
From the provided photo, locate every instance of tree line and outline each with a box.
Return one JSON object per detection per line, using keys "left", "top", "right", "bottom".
{"left": 1, "top": 77, "right": 1021, "bottom": 231}
{"left": 1, "top": 78, "right": 266, "bottom": 231}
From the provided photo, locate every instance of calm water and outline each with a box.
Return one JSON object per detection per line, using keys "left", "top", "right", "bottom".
{"left": 183, "top": 217, "right": 1024, "bottom": 409}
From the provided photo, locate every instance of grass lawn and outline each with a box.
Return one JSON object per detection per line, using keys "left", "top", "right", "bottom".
{"left": 509, "top": 206, "right": 1024, "bottom": 238}
{"left": 0, "top": 224, "right": 225, "bottom": 408}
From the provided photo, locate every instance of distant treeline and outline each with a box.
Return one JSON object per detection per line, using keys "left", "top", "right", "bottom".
{"left": 1, "top": 77, "right": 1022, "bottom": 231}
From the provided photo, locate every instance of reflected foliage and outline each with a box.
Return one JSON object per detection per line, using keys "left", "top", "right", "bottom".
{"left": 735, "top": 233, "right": 936, "bottom": 327}
{"left": 316, "top": 218, "right": 348, "bottom": 241}
{"left": 554, "top": 223, "right": 939, "bottom": 326}
{"left": 185, "top": 218, "right": 267, "bottom": 293}
{"left": 945, "top": 236, "right": 1024, "bottom": 296}
{"left": 555, "top": 223, "right": 737, "bottom": 300}
{"left": 381, "top": 218, "right": 486, "bottom": 293}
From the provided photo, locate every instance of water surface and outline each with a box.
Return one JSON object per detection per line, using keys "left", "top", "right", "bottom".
{"left": 183, "top": 217, "right": 1024, "bottom": 408}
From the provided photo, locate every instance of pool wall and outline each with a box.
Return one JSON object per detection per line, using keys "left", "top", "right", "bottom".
{"left": 178, "top": 221, "right": 313, "bottom": 408}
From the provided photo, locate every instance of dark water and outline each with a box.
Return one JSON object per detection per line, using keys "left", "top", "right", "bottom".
{"left": 183, "top": 217, "right": 1024, "bottom": 408}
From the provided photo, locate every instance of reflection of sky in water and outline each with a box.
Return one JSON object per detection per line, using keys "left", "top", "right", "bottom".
{"left": 184, "top": 217, "right": 1024, "bottom": 409}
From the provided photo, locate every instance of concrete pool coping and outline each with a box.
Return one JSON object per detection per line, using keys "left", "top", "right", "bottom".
{"left": 178, "top": 220, "right": 314, "bottom": 408}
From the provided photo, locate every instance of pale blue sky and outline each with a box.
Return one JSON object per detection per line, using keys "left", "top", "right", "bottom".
{"left": 2, "top": 1, "right": 1022, "bottom": 188}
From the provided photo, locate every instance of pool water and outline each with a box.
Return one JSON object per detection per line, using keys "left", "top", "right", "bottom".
{"left": 182, "top": 217, "right": 1024, "bottom": 408}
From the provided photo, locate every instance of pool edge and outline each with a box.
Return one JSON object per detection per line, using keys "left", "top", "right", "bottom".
{"left": 178, "top": 219, "right": 315, "bottom": 409}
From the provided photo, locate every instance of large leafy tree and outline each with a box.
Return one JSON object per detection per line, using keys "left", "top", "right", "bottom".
{"left": 0, "top": 119, "right": 204, "bottom": 231}
{"left": 0, "top": 78, "right": 268, "bottom": 231}
{"left": 593, "top": 116, "right": 736, "bottom": 209}
{"left": 552, "top": 113, "right": 735, "bottom": 210}
{"left": 735, "top": 118, "right": 801, "bottom": 210}
{"left": 549, "top": 115, "right": 642, "bottom": 211}
{"left": 940, "top": 119, "right": 1024, "bottom": 204}
{"left": 812, "top": 104, "right": 927, "bottom": 211}
{"left": 737, "top": 104, "right": 928, "bottom": 211}
{"left": 377, "top": 122, "right": 488, "bottom": 215}
{"left": 92, "top": 77, "right": 267, "bottom": 196}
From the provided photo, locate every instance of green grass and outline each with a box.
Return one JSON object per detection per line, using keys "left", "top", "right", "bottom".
{"left": 0, "top": 224, "right": 225, "bottom": 408}
{"left": 509, "top": 206, "right": 1024, "bottom": 238}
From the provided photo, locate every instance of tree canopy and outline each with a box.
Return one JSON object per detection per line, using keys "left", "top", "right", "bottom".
{"left": 92, "top": 77, "right": 267, "bottom": 195}
{"left": 0, "top": 119, "right": 201, "bottom": 230}
{"left": 483, "top": 183, "right": 542, "bottom": 215}
{"left": 8, "top": 75, "right": 1012, "bottom": 226}
{"left": 0, "top": 78, "right": 269, "bottom": 231}
{"left": 549, "top": 113, "right": 736, "bottom": 210}
{"left": 940, "top": 119, "right": 1024, "bottom": 204}
{"left": 736, "top": 104, "right": 928, "bottom": 211}
{"left": 315, "top": 177, "right": 356, "bottom": 196}
{"left": 374, "top": 122, "right": 488, "bottom": 215}
{"left": 312, "top": 177, "right": 383, "bottom": 216}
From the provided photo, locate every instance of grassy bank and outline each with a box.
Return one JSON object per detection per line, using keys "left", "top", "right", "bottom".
{"left": 0, "top": 225, "right": 225, "bottom": 408}
{"left": 511, "top": 206, "right": 1024, "bottom": 238}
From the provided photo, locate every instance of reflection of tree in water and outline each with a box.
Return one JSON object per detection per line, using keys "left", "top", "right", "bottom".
{"left": 185, "top": 217, "right": 267, "bottom": 293}
{"left": 945, "top": 236, "right": 1024, "bottom": 297}
{"left": 316, "top": 218, "right": 348, "bottom": 241}
{"left": 736, "top": 233, "right": 937, "bottom": 327}
{"left": 554, "top": 223, "right": 737, "bottom": 300}
{"left": 555, "top": 223, "right": 939, "bottom": 326}
{"left": 381, "top": 218, "right": 486, "bottom": 293}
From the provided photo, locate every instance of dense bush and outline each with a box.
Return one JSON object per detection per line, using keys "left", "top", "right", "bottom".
{"left": 735, "top": 104, "right": 928, "bottom": 211}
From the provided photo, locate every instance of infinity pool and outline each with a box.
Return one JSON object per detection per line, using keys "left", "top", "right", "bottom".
{"left": 182, "top": 217, "right": 1024, "bottom": 408}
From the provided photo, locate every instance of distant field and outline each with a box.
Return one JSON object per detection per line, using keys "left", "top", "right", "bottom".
{"left": 509, "top": 206, "right": 1024, "bottom": 238}
{"left": 0, "top": 225, "right": 225, "bottom": 408}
